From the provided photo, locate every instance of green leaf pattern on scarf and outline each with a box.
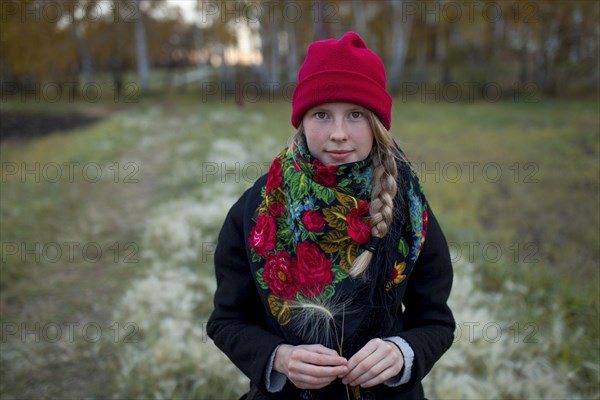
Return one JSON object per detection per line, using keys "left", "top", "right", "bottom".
{"left": 248, "top": 141, "right": 428, "bottom": 325}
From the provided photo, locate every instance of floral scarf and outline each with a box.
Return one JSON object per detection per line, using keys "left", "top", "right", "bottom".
{"left": 248, "top": 138, "right": 428, "bottom": 351}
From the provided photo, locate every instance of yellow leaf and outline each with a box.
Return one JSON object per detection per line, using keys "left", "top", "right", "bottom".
{"left": 323, "top": 205, "right": 350, "bottom": 231}
{"left": 268, "top": 295, "right": 292, "bottom": 325}
{"left": 256, "top": 199, "right": 268, "bottom": 215}
{"left": 269, "top": 186, "right": 286, "bottom": 205}
{"left": 337, "top": 193, "right": 358, "bottom": 210}
{"left": 320, "top": 230, "right": 351, "bottom": 253}
{"left": 340, "top": 243, "right": 361, "bottom": 272}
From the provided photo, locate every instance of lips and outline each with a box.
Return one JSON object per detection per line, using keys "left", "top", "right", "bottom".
{"left": 326, "top": 150, "right": 353, "bottom": 161}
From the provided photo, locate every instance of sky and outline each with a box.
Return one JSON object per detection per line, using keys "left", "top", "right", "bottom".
{"left": 164, "top": 0, "right": 261, "bottom": 65}
{"left": 166, "top": 0, "right": 200, "bottom": 23}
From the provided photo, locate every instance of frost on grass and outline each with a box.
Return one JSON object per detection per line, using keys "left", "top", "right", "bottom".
{"left": 170, "top": 137, "right": 263, "bottom": 198}
{"left": 111, "top": 262, "right": 247, "bottom": 399}
{"left": 106, "top": 135, "right": 278, "bottom": 399}
{"left": 423, "top": 262, "right": 589, "bottom": 399}
{"left": 108, "top": 136, "right": 262, "bottom": 398}
{"left": 140, "top": 198, "right": 218, "bottom": 264}
{"left": 90, "top": 192, "right": 228, "bottom": 398}
{"left": 110, "top": 192, "right": 248, "bottom": 398}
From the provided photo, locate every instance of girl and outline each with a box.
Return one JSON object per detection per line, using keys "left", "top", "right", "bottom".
{"left": 207, "top": 32, "right": 455, "bottom": 400}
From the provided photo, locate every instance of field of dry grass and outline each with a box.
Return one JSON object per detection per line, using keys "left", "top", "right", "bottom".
{"left": 1, "top": 95, "right": 598, "bottom": 399}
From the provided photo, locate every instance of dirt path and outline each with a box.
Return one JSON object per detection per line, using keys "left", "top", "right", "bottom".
{"left": 0, "top": 111, "right": 103, "bottom": 140}
{"left": 0, "top": 105, "right": 183, "bottom": 398}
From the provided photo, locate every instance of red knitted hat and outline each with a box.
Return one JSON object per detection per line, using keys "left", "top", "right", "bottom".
{"left": 291, "top": 32, "right": 392, "bottom": 130}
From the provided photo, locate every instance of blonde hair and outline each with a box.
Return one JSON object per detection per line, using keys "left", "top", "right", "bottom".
{"left": 292, "top": 111, "right": 401, "bottom": 279}
{"left": 349, "top": 112, "right": 399, "bottom": 278}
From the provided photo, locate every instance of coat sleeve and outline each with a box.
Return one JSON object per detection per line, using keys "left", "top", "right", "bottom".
{"left": 206, "top": 187, "right": 286, "bottom": 393}
{"left": 397, "top": 208, "right": 455, "bottom": 390}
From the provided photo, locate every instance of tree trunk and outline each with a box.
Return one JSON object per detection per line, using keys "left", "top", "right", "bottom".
{"left": 416, "top": 40, "right": 427, "bottom": 83}
{"left": 68, "top": 6, "right": 94, "bottom": 87}
{"left": 313, "top": 0, "right": 330, "bottom": 40}
{"left": 134, "top": 0, "right": 150, "bottom": 94}
{"left": 257, "top": 20, "right": 268, "bottom": 84}
{"left": 111, "top": 2, "right": 126, "bottom": 97}
{"left": 535, "top": 37, "right": 548, "bottom": 94}
{"left": 388, "top": 0, "right": 413, "bottom": 96}
{"left": 519, "top": 25, "right": 529, "bottom": 85}
{"left": 193, "top": 0, "right": 206, "bottom": 91}
{"left": 192, "top": 25, "right": 204, "bottom": 89}
{"left": 269, "top": 15, "right": 280, "bottom": 83}
{"left": 352, "top": 0, "right": 367, "bottom": 38}
{"left": 285, "top": 0, "right": 299, "bottom": 84}
{"left": 438, "top": 23, "right": 453, "bottom": 86}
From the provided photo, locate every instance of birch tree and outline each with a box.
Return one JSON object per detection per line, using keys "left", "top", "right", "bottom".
{"left": 284, "top": 0, "right": 300, "bottom": 84}
{"left": 66, "top": 0, "right": 96, "bottom": 86}
{"left": 388, "top": 0, "right": 413, "bottom": 95}
{"left": 134, "top": 0, "right": 151, "bottom": 94}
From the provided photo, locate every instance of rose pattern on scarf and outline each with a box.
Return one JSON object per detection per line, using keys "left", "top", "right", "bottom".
{"left": 250, "top": 139, "right": 428, "bottom": 323}
{"left": 268, "top": 202, "right": 286, "bottom": 219}
{"left": 265, "top": 158, "right": 282, "bottom": 195}
{"left": 296, "top": 241, "right": 334, "bottom": 297}
{"left": 301, "top": 210, "right": 325, "bottom": 232}
{"left": 262, "top": 250, "right": 299, "bottom": 300}
{"left": 346, "top": 200, "right": 371, "bottom": 245}
{"left": 249, "top": 213, "right": 277, "bottom": 258}
{"left": 312, "top": 160, "right": 338, "bottom": 188}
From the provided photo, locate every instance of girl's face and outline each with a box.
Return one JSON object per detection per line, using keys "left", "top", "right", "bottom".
{"left": 302, "top": 102, "right": 374, "bottom": 166}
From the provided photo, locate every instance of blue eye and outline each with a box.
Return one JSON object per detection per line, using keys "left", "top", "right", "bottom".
{"left": 350, "top": 111, "right": 363, "bottom": 119}
{"left": 314, "top": 112, "right": 328, "bottom": 119}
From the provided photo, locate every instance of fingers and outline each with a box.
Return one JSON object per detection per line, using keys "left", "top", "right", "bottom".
{"left": 277, "top": 340, "right": 404, "bottom": 390}
{"left": 342, "top": 339, "right": 404, "bottom": 388}
{"left": 304, "top": 344, "right": 346, "bottom": 359}
{"left": 284, "top": 344, "right": 349, "bottom": 390}
{"left": 287, "top": 361, "right": 348, "bottom": 389}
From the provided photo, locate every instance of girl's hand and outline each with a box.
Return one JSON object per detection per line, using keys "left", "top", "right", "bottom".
{"left": 274, "top": 344, "right": 348, "bottom": 389}
{"left": 341, "top": 338, "right": 404, "bottom": 388}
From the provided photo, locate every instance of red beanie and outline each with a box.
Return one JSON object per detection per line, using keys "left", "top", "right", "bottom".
{"left": 291, "top": 32, "right": 392, "bottom": 130}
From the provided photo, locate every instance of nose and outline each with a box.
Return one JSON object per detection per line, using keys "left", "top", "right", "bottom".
{"left": 329, "top": 120, "right": 348, "bottom": 142}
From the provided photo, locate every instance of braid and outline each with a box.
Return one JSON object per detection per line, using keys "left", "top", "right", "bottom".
{"left": 293, "top": 115, "right": 401, "bottom": 278}
{"left": 349, "top": 113, "right": 399, "bottom": 278}
{"left": 371, "top": 149, "right": 398, "bottom": 237}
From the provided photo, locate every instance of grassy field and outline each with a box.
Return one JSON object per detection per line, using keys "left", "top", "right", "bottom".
{"left": 1, "top": 94, "right": 598, "bottom": 399}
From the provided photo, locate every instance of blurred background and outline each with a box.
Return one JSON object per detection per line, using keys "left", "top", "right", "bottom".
{"left": 1, "top": 0, "right": 599, "bottom": 399}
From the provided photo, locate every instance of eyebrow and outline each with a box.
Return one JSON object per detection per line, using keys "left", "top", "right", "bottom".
{"left": 311, "top": 105, "right": 366, "bottom": 112}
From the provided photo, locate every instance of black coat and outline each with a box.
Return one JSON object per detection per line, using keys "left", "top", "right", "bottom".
{"left": 207, "top": 175, "right": 455, "bottom": 400}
